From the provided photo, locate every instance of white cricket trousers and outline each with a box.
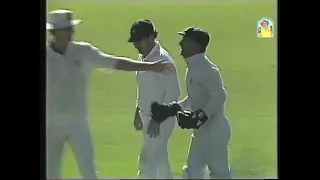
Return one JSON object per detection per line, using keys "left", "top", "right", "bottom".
{"left": 46, "top": 113, "right": 98, "bottom": 179}
{"left": 182, "top": 116, "right": 232, "bottom": 179}
{"left": 138, "top": 114, "right": 176, "bottom": 179}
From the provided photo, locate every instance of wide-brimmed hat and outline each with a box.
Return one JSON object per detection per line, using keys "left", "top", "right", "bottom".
{"left": 46, "top": 9, "right": 82, "bottom": 30}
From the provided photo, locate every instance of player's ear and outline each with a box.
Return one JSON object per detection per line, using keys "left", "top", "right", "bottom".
{"left": 149, "top": 34, "right": 155, "bottom": 41}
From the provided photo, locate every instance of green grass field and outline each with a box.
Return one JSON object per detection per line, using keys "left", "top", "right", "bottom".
{"left": 48, "top": 1, "right": 277, "bottom": 178}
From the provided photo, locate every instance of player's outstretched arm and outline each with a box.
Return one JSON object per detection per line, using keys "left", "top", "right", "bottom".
{"left": 83, "top": 42, "right": 172, "bottom": 72}
{"left": 114, "top": 57, "right": 170, "bottom": 72}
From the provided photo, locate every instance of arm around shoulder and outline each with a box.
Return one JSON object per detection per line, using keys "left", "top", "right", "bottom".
{"left": 81, "top": 42, "right": 171, "bottom": 72}
{"left": 80, "top": 42, "right": 118, "bottom": 69}
{"left": 82, "top": 42, "right": 161, "bottom": 71}
{"left": 114, "top": 58, "right": 155, "bottom": 71}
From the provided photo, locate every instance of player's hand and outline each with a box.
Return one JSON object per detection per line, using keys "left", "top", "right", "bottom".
{"left": 147, "top": 119, "right": 160, "bottom": 138}
{"left": 134, "top": 114, "right": 143, "bottom": 131}
{"left": 177, "top": 109, "right": 208, "bottom": 129}
{"left": 150, "top": 59, "right": 173, "bottom": 73}
{"left": 151, "top": 101, "right": 181, "bottom": 123}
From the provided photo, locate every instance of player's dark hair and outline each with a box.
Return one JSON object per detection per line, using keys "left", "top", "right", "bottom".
{"left": 199, "top": 47, "right": 206, "bottom": 53}
{"left": 153, "top": 31, "right": 158, "bottom": 39}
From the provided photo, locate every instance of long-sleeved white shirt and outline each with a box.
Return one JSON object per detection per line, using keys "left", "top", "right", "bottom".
{"left": 178, "top": 53, "right": 227, "bottom": 122}
{"left": 136, "top": 42, "right": 181, "bottom": 116}
{"left": 47, "top": 41, "right": 118, "bottom": 119}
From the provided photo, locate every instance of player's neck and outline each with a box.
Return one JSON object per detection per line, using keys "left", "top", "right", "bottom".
{"left": 184, "top": 52, "right": 198, "bottom": 59}
{"left": 142, "top": 41, "right": 156, "bottom": 58}
{"left": 50, "top": 40, "right": 69, "bottom": 55}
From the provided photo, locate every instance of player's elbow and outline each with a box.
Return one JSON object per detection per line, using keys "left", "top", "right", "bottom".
{"left": 113, "top": 62, "right": 122, "bottom": 70}
{"left": 219, "top": 89, "right": 227, "bottom": 103}
{"left": 113, "top": 59, "right": 126, "bottom": 70}
{"left": 213, "top": 89, "right": 227, "bottom": 107}
{"left": 206, "top": 89, "right": 227, "bottom": 115}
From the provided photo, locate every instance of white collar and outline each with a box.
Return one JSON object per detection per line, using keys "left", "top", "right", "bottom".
{"left": 185, "top": 53, "right": 206, "bottom": 67}
{"left": 140, "top": 41, "right": 161, "bottom": 62}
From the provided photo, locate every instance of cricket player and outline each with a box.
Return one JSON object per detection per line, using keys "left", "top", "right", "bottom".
{"left": 46, "top": 10, "right": 172, "bottom": 179}
{"left": 129, "top": 19, "right": 181, "bottom": 179}
{"left": 150, "top": 27, "right": 232, "bottom": 179}
{"left": 260, "top": 20, "right": 272, "bottom": 38}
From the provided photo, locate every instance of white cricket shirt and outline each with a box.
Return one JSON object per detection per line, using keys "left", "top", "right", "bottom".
{"left": 179, "top": 53, "right": 228, "bottom": 122}
{"left": 47, "top": 41, "right": 117, "bottom": 120}
{"left": 136, "top": 42, "right": 181, "bottom": 116}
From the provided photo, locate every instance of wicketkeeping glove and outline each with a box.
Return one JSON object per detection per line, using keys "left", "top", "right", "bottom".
{"left": 177, "top": 109, "right": 208, "bottom": 129}
{"left": 151, "top": 101, "right": 182, "bottom": 123}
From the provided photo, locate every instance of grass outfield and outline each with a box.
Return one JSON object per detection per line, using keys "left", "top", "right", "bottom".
{"left": 48, "top": 1, "right": 277, "bottom": 178}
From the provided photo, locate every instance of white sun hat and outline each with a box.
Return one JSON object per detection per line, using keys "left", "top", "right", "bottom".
{"left": 46, "top": 9, "right": 82, "bottom": 30}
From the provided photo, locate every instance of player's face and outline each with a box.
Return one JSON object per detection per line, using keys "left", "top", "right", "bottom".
{"left": 52, "top": 26, "right": 74, "bottom": 43}
{"left": 133, "top": 37, "right": 150, "bottom": 55}
{"left": 262, "top": 21, "right": 268, "bottom": 27}
{"left": 179, "top": 36, "right": 196, "bottom": 59}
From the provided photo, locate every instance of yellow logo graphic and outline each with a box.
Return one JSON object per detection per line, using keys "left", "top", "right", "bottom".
{"left": 257, "top": 17, "right": 274, "bottom": 38}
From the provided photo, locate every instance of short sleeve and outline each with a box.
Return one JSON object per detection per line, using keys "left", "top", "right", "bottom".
{"left": 80, "top": 42, "right": 118, "bottom": 69}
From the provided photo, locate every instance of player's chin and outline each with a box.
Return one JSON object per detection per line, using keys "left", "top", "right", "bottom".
{"left": 137, "top": 49, "right": 144, "bottom": 54}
